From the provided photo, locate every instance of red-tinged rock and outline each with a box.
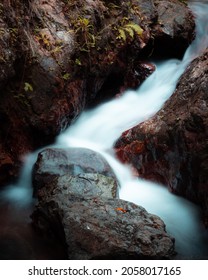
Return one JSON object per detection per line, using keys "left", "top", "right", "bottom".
{"left": 115, "top": 49, "right": 208, "bottom": 224}
{"left": 122, "top": 62, "right": 156, "bottom": 92}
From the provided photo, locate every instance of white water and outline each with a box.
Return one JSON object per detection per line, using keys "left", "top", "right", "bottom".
{"left": 0, "top": 153, "right": 37, "bottom": 206}
{"left": 1, "top": 1, "right": 208, "bottom": 258}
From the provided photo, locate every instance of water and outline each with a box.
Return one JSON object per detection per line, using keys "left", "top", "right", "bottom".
{"left": 1, "top": 1, "right": 208, "bottom": 259}
{"left": 0, "top": 153, "right": 37, "bottom": 207}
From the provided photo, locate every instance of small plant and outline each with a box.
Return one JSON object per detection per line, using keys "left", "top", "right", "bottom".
{"left": 35, "top": 31, "right": 52, "bottom": 50}
{"left": 24, "top": 82, "right": 33, "bottom": 92}
{"left": 76, "top": 18, "right": 92, "bottom": 32}
{"left": 62, "top": 73, "right": 70, "bottom": 80}
{"left": 74, "top": 17, "right": 96, "bottom": 52}
{"left": 116, "top": 22, "right": 143, "bottom": 42}
{"left": 75, "top": 58, "right": 82, "bottom": 65}
{"left": 9, "top": 27, "right": 19, "bottom": 43}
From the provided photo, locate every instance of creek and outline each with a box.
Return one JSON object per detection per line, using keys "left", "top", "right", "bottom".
{"left": 0, "top": 1, "right": 208, "bottom": 259}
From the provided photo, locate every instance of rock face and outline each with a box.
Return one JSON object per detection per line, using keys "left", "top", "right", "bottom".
{"left": 115, "top": 49, "right": 208, "bottom": 224}
{"left": 0, "top": 0, "right": 195, "bottom": 185}
{"left": 32, "top": 147, "right": 175, "bottom": 259}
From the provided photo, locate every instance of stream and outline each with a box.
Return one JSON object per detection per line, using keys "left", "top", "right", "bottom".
{"left": 0, "top": 1, "right": 208, "bottom": 259}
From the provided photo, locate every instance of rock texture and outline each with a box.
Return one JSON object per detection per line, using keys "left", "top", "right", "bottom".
{"left": 32, "top": 147, "right": 119, "bottom": 198}
{"left": 115, "top": 49, "right": 208, "bottom": 225}
{"left": 0, "top": 0, "right": 195, "bottom": 185}
{"left": 32, "top": 147, "right": 175, "bottom": 259}
{"left": 151, "top": 0, "right": 194, "bottom": 58}
{"left": 32, "top": 196, "right": 175, "bottom": 260}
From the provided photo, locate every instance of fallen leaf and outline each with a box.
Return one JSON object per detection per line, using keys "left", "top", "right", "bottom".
{"left": 115, "top": 207, "right": 127, "bottom": 213}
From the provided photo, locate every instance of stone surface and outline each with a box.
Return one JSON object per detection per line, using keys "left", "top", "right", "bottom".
{"left": 32, "top": 194, "right": 175, "bottom": 260}
{"left": 152, "top": 0, "right": 195, "bottom": 57}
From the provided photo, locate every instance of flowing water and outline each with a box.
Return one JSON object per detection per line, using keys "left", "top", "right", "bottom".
{"left": 0, "top": 1, "right": 208, "bottom": 259}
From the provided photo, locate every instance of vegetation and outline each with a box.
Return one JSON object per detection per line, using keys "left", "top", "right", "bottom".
{"left": 115, "top": 22, "right": 143, "bottom": 42}
{"left": 60, "top": 0, "right": 145, "bottom": 79}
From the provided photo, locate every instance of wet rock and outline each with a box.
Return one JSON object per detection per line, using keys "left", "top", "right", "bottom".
{"left": 115, "top": 49, "right": 208, "bottom": 224}
{"left": 122, "top": 62, "right": 156, "bottom": 92}
{"left": 32, "top": 195, "right": 175, "bottom": 259}
{"left": 32, "top": 146, "right": 175, "bottom": 259}
{"left": 33, "top": 147, "right": 119, "bottom": 197}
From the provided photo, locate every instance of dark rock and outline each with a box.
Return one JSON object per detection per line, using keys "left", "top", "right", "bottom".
{"left": 0, "top": 21, "right": 16, "bottom": 89}
{"left": 0, "top": 145, "right": 15, "bottom": 186}
{"left": 32, "top": 195, "right": 175, "bottom": 259}
{"left": 115, "top": 49, "right": 208, "bottom": 224}
{"left": 122, "top": 62, "right": 156, "bottom": 92}
{"left": 33, "top": 147, "right": 119, "bottom": 197}
{"left": 151, "top": 0, "right": 195, "bottom": 58}
{"left": 32, "top": 146, "right": 175, "bottom": 259}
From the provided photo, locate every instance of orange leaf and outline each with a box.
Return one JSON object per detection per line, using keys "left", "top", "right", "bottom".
{"left": 115, "top": 207, "right": 127, "bottom": 213}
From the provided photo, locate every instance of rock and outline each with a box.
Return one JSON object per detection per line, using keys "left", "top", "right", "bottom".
{"left": 115, "top": 49, "right": 208, "bottom": 224}
{"left": 32, "top": 146, "right": 175, "bottom": 259}
{"left": 151, "top": 0, "right": 195, "bottom": 58}
{"left": 0, "top": 145, "right": 15, "bottom": 186}
{"left": 122, "top": 62, "right": 156, "bottom": 92}
{"left": 0, "top": 20, "right": 16, "bottom": 89}
{"left": 32, "top": 147, "right": 119, "bottom": 197}
{"left": 32, "top": 195, "right": 175, "bottom": 260}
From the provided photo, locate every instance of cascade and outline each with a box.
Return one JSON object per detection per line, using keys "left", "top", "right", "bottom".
{"left": 0, "top": 1, "right": 208, "bottom": 259}
{"left": 55, "top": 1, "right": 208, "bottom": 258}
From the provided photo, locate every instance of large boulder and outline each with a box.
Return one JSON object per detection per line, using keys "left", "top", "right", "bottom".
{"left": 151, "top": 0, "right": 195, "bottom": 58}
{"left": 0, "top": 0, "right": 195, "bottom": 185}
{"left": 31, "top": 148, "right": 175, "bottom": 259}
{"left": 32, "top": 196, "right": 175, "bottom": 259}
{"left": 32, "top": 147, "right": 118, "bottom": 197}
{"left": 115, "top": 49, "right": 208, "bottom": 225}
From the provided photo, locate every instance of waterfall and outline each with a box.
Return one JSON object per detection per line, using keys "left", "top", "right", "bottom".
{"left": 1, "top": 1, "right": 208, "bottom": 259}
{"left": 55, "top": 1, "right": 208, "bottom": 258}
